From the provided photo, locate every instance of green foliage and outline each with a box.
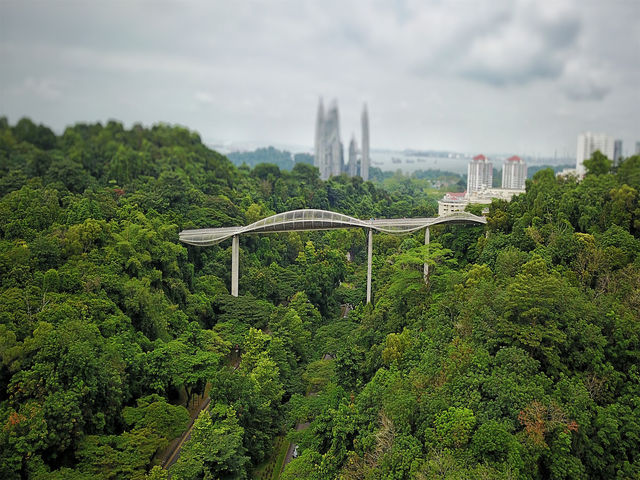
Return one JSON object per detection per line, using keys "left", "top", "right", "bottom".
{"left": 75, "top": 427, "right": 165, "bottom": 479}
{"left": 228, "top": 147, "right": 296, "bottom": 170}
{"left": 583, "top": 150, "right": 612, "bottom": 176}
{"left": 2, "top": 118, "right": 640, "bottom": 480}
{"left": 170, "top": 405, "right": 248, "bottom": 480}
{"left": 122, "top": 394, "right": 190, "bottom": 439}
{"left": 435, "top": 407, "right": 476, "bottom": 448}
{"left": 302, "top": 358, "right": 335, "bottom": 392}
{"left": 471, "top": 420, "right": 523, "bottom": 471}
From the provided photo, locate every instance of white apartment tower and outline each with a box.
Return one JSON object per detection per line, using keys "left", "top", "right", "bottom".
{"left": 576, "top": 132, "right": 615, "bottom": 176}
{"left": 502, "top": 156, "right": 527, "bottom": 190}
{"left": 467, "top": 154, "right": 493, "bottom": 195}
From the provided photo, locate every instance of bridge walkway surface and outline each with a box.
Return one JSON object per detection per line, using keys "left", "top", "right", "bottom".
{"left": 180, "top": 209, "right": 486, "bottom": 247}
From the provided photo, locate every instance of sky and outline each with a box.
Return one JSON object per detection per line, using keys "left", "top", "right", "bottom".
{"left": 1, "top": 0, "right": 639, "bottom": 157}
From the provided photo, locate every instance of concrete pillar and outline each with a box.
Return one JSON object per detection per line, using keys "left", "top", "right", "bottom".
{"left": 423, "top": 226, "right": 430, "bottom": 284}
{"left": 366, "top": 228, "right": 373, "bottom": 304}
{"left": 231, "top": 235, "right": 239, "bottom": 297}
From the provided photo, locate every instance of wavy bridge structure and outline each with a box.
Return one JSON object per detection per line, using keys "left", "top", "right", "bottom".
{"left": 180, "top": 209, "right": 486, "bottom": 303}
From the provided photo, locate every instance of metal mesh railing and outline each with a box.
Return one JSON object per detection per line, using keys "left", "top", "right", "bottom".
{"left": 179, "top": 209, "right": 486, "bottom": 246}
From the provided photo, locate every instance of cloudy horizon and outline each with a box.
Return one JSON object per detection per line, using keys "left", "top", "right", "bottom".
{"left": 1, "top": 0, "right": 639, "bottom": 157}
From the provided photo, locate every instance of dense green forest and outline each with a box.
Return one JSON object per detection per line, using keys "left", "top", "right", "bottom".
{"left": 0, "top": 118, "right": 639, "bottom": 479}
{"left": 227, "top": 146, "right": 313, "bottom": 171}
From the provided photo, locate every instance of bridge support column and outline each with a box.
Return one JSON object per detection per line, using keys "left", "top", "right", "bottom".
{"left": 423, "top": 226, "right": 430, "bottom": 284}
{"left": 366, "top": 228, "right": 373, "bottom": 304}
{"left": 231, "top": 235, "right": 239, "bottom": 297}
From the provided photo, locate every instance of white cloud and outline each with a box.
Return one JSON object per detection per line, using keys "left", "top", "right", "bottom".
{"left": 561, "top": 58, "right": 611, "bottom": 101}
{"left": 17, "top": 76, "right": 64, "bottom": 100}
{"left": 194, "top": 91, "right": 215, "bottom": 105}
{"left": 0, "top": 0, "right": 638, "bottom": 155}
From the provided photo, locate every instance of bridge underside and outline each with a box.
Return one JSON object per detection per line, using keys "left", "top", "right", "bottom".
{"left": 179, "top": 209, "right": 486, "bottom": 302}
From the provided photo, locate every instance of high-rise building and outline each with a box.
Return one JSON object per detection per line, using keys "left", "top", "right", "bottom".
{"left": 361, "top": 104, "right": 370, "bottom": 181}
{"left": 314, "top": 98, "right": 370, "bottom": 181}
{"left": 348, "top": 135, "right": 358, "bottom": 177}
{"left": 325, "top": 102, "right": 343, "bottom": 178}
{"left": 467, "top": 154, "right": 493, "bottom": 195}
{"left": 502, "top": 155, "right": 527, "bottom": 190}
{"left": 314, "top": 98, "right": 325, "bottom": 177}
{"left": 576, "top": 132, "right": 615, "bottom": 176}
{"left": 314, "top": 98, "right": 344, "bottom": 180}
{"left": 614, "top": 139, "right": 623, "bottom": 165}
{"left": 635, "top": 141, "right": 640, "bottom": 155}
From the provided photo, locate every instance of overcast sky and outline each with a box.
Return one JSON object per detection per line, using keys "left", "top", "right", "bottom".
{"left": 1, "top": 0, "right": 639, "bottom": 156}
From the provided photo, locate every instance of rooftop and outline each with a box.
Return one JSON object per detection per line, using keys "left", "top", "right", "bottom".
{"left": 442, "top": 192, "right": 468, "bottom": 202}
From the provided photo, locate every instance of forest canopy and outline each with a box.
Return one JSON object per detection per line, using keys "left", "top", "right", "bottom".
{"left": 0, "top": 117, "right": 639, "bottom": 479}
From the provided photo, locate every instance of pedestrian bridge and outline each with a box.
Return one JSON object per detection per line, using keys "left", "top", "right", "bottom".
{"left": 180, "top": 209, "right": 485, "bottom": 303}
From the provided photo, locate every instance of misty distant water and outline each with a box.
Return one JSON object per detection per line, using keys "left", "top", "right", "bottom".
{"left": 370, "top": 151, "right": 470, "bottom": 175}
{"left": 370, "top": 150, "right": 572, "bottom": 175}
{"left": 216, "top": 141, "right": 572, "bottom": 176}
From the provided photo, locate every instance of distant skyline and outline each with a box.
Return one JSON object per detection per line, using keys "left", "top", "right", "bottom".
{"left": 1, "top": 1, "right": 639, "bottom": 156}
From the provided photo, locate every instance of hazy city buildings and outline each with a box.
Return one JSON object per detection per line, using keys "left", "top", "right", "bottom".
{"left": 576, "top": 132, "right": 615, "bottom": 176}
{"left": 557, "top": 168, "right": 580, "bottom": 179}
{"left": 502, "top": 155, "right": 527, "bottom": 190}
{"left": 614, "top": 139, "right": 623, "bottom": 165}
{"left": 326, "top": 103, "right": 343, "bottom": 179}
{"left": 438, "top": 192, "right": 468, "bottom": 216}
{"left": 314, "top": 99, "right": 343, "bottom": 180}
{"left": 635, "top": 141, "right": 640, "bottom": 155}
{"left": 467, "top": 154, "right": 493, "bottom": 195}
{"left": 361, "top": 105, "right": 370, "bottom": 181}
{"left": 348, "top": 136, "right": 358, "bottom": 177}
{"left": 314, "top": 98, "right": 370, "bottom": 180}
{"left": 315, "top": 101, "right": 343, "bottom": 180}
{"left": 439, "top": 154, "right": 525, "bottom": 216}
{"left": 314, "top": 99, "right": 326, "bottom": 179}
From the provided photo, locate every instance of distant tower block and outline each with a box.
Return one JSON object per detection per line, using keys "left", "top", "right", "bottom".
{"left": 361, "top": 104, "right": 370, "bottom": 181}
{"left": 348, "top": 135, "right": 358, "bottom": 177}
{"left": 325, "top": 101, "right": 343, "bottom": 178}
{"left": 614, "top": 139, "right": 623, "bottom": 166}
{"left": 314, "top": 98, "right": 368, "bottom": 180}
{"left": 315, "top": 98, "right": 344, "bottom": 180}
{"left": 467, "top": 154, "right": 493, "bottom": 195}
{"left": 314, "top": 98, "right": 326, "bottom": 178}
{"left": 502, "top": 156, "right": 527, "bottom": 190}
{"left": 576, "top": 132, "right": 615, "bottom": 176}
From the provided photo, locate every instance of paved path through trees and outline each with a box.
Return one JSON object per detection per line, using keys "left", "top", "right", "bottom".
{"left": 162, "top": 349, "right": 242, "bottom": 472}
{"left": 162, "top": 395, "right": 211, "bottom": 469}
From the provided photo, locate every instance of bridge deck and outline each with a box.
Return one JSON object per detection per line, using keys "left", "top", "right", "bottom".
{"left": 179, "top": 209, "right": 485, "bottom": 246}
